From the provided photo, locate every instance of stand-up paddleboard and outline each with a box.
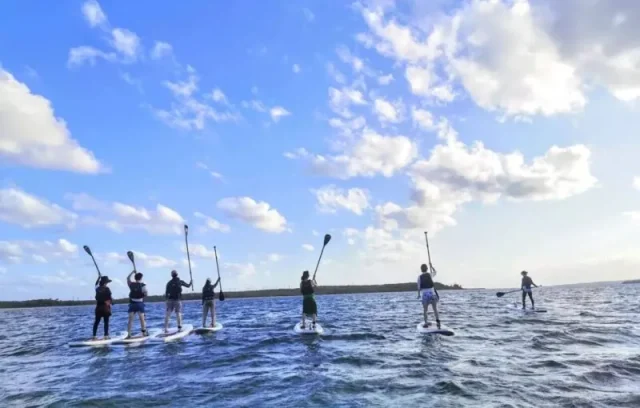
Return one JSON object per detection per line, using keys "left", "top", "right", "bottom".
{"left": 294, "top": 322, "right": 324, "bottom": 335}
{"left": 68, "top": 331, "right": 128, "bottom": 347}
{"left": 416, "top": 323, "right": 454, "bottom": 336}
{"left": 513, "top": 304, "right": 547, "bottom": 314}
{"left": 111, "top": 328, "right": 162, "bottom": 345}
{"left": 152, "top": 324, "right": 194, "bottom": 343}
{"left": 193, "top": 323, "right": 223, "bottom": 335}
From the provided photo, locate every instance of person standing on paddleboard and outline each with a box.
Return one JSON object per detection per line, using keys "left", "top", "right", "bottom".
{"left": 164, "top": 270, "right": 192, "bottom": 333}
{"left": 417, "top": 264, "right": 441, "bottom": 329}
{"left": 93, "top": 276, "right": 113, "bottom": 340}
{"left": 521, "top": 271, "right": 538, "bottom": 309}
{"left": 126, "top": 270, "right": 148, "bottom": 338}
{"left": 202, "top": 277, "right": 221, "bottom": 328}
{"left": 300, "top": 270, "right": 318, "bottom": 329}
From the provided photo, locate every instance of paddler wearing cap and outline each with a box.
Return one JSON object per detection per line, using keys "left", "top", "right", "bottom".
{"left": 201, "top": 277, "right": 221, "bottom": 328}
{"left": 164, "top": 269, "right": 192, "bottom": 333}
{"left": 93, "top": 275, "right": 113, "bottom": 340}
{"left": 521, "top": 270, "right": 538, "bottom": 309}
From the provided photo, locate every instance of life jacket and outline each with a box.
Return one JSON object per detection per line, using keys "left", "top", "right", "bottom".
{"left": 202, "top": 284, "right": 215, "bottom": 301}
{"left": 95, "top": 286, "right": 111, "bottom": 304}
{"left": 167, "top": 278, "right": 182, "bottom": 300}
{"left": 419, "top": 273, "right": 434, "bottom": 289}
{"left": 129, "top": 282, "right": 146, "bottom": 300}
{"left": 301, "top": 279, "right": 314, "bottom": 296}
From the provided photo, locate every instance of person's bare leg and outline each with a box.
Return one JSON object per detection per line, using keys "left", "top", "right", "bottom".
{"left": 164, "top": 307, "right": 170, "bottom": 333}
{"left": 177, "top": 312, "right": 183, "bottom": 330}
{"left": 139, "top": 313, "right": 147, "bottom": 335}
{"left": 202, "top": 303, "right": 207, "bottom": 328}
{"left": 312, "top": 313, "right": 317, "bottom": 328}
{"left": 423, "top": 303, "right": 429, "bottom": 327}
{"left": 211, "top": 302, "right": 216, "bottom": 327}
{"left": 127, "top": 313, "right": 134, "bottom": 337}
{"left": 432, "top": 301, "right": 441, "bottom": 328}
{"left": 301, "top": 312, "right": 306, "bottom": 328}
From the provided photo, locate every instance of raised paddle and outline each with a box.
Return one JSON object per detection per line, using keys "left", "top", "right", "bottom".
{"left": 312, "top": 234, "right": 332, "bottom": 281}
{"left": 213, "top": 246, "right": 225, "bottom": 301}
{"left": 83, "top": 245, "right": 102, "bottom": 277}
{"left": 184, "top": 224, "right": 194, "bottom": 291}
{"left": 424, "top": 232, "right": 439, "bottom": 299}
{"left": 127, "top": 250, "right": 137, "bottom": 271}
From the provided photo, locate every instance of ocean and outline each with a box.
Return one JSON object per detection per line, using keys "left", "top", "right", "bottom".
{"left": 1, "top": 283, "right": 639, "bottom": 407}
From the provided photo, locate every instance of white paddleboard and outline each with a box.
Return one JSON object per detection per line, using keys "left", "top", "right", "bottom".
{"left": 416, "top": 323, "right": 454, "bottom": 336}
{"left": 294, "top": 322, "right": 324, "bottom": 335}
{"left": 68, "top": 331, "right": 128, "bottom": 347}
{"left": 152, "top": 324, "right": 194, "bottom": 342}
{"left": 111, "top": 329, "right": 162, "bottom": 345}
{"left": 514, "top": 305, "right": 547, "bottom": 314}
{"left": 193, "top": 323, "right": 223, "bottom": 335}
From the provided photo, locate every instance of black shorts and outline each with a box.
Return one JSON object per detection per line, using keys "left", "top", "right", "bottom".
{"left": 95, "top": 304, "right": 111, "bottom": 318}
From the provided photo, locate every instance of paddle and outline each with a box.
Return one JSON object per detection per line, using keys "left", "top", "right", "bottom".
{"left": 127, "top": 250, "right": 137, "bottom": 271}
{"left": 83, "top": 245, "right": 102, "bottom": 277}
{"left": 497, "top": 286, "right": 542, "bottom": 298}
{"left": 312, "top": 234, "right": 332, "bottom": 281}
{"left": 424, "top": 232, "right": 439, "bottom": 298}
{"left": 184, "top": 224, "right": 194, "bottom": 291}
{"left": 213, "top": 246, "right": 225, "bottom": 301}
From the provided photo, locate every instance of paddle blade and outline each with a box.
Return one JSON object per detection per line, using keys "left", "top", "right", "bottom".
{"left": 83, "top": 245, "right": 92, "bottom": 256}
{"left": 184, "top": 224, "right": 189, "bottom": 235}
{"left": 127, "top": 251, "right": 135, "bottom": 263}
{"left": 219, "top": 291, "right": 225, "bottom": 301}
{"left": 496, "top": 292, "right": 505, "bottom": 298}
{"left": 323, "top": 234, "right": 331, "bottom": 246}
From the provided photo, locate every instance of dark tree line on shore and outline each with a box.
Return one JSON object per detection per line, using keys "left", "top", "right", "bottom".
{"left": 0, "top": 282, "right": 463, "bottom": 309}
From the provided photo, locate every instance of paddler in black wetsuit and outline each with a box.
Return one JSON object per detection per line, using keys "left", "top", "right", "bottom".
{"left": 126, "top": 270, "right": 148, "bottom": 339}
{"left": 93, "top": 275, "right": 112, "bottom": 340}
{"left": 300, "top": 270, "right": 317, "bottom": 329}
{"left": 521, "top": 270, "right": 538, "bottom": 309}
{"left": 417, "top": 264, "right": 441, "bottom": 329}
{"left": 201, "top": 277, "right": 220, "bottom": 328}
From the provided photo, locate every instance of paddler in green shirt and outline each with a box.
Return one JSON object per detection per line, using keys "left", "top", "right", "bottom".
{"left": 299, "top": 270, "right": 317, "bottom": 329}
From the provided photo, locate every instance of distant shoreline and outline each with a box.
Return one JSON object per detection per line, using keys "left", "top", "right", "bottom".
{"left": 0, "top": 282, "right": 463, "bottom": 309}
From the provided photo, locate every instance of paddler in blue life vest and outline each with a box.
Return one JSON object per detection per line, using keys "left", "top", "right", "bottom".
{"left": 126, "top": 270, "right": 148, "bottom": 338}
{"left": 417, "top": 264, "right": 441, "bottom": 329}
{"left": 201, "top": 277, "right": 221, "bottom": 328}
{"left": 164, "top": 270, "right": 192, "bottom": 333}
{"left": 300, "top": 270, "right": 317, "bottom": 329}
{"left": 521, "top": 270, "right": 538, "bottom": 309}
{"left": 93, "top": 275, "right": 113, "bottom": 340}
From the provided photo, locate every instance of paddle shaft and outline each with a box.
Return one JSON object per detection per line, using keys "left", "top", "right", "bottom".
{"left": 214, "top": 246, "right": 223, "bottom": 293}
{"left": 312, "top": 244, "right": 326, "bottom": 281}
{"left": 424, "top": 232, "right": 439, "bottom": 298}
{"left": 184, "top": 226, "right": 194, "bottom": 291}
{"left": 89, "top": 254, "right": 102, "bottom": 277}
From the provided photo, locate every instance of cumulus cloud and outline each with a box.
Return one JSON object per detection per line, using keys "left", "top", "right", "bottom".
{"left": 302, "top": 244, "right": 315, "bottom": 251}
{"left": 373, "top": 97, "right": 403, "bottom": 123}
{"left": 0, "top": 187, "right": 77, "bottom": 229}
{"left": 328, "top": 86, "right": 367, "bottom": 118}
{"left": 270, "top": 106, "right": 291, "bottom": 122}
{"left": 0, "top": 69, "right": 103, "bottom": 173}
{"left": 0, "top": 239, "right": 78, "bottom": 264}
{"left": 102, "top": 251, "right": 177, "bottom": 269}
{"left": 217, "top": 197, "right": 288, "bottom": 233}
{"left": 194, "top": 211, "right": 230, "bottom": 233}
{"left": 312, "top": 185, "right": 370, "bottom": 215}
{"left": 151, "top": 41, "right": 173, "bottom": 59}
{"left": 82, "top": 0, "right": 107, "bottom": 27}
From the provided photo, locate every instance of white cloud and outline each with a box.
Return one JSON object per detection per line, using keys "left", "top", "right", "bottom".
{"left": 293, "top": 64, "right": 301, "bottom": 74}
{"left": 151, "top": 41, "right": 173, "bottom": 59}
{"left": 270, "top": 106, "right": 291, "bottom": 122}
{"left": 411, "top": 107, "right": 435, "bottom": 130}
{"left": 82, "top": 0, "right": 107, "bottom": 27}
{"left": 242, "top": 99, "right": 267, "bottom": 113}
{"left": 0, "top": 69, "right": 104, "bottom": 173}
{"left": 0, "top": 239, "right": 78, "bottom": 264}
{"left": 312, "top": 230, "right": 320, "bottom": 236}
{"left": 405, "top": 65, "right": 454, "bottom": 103}
{"left": 336, "top": 45, "right": 365, "bottom": 72}
{"left": 102, "top": 251, "right": 177, "bottom": 269}
{"left": 328, "top": 87, "right": 367, "bottom": 118}
{"left": 312, "top": 185, "right": 370, "bottom": 215}
{"left": 289, "top": 129, "right": 418, "bottom": 179}
{"left": 68, "top": 46, "right": 117, "bottom": 67}
{"left": 327, "top": 63, "right": 347, "bottom": 84}
{"left": 302, "top": 244, "right": 314, "bottom": 251}
{"left": 194, "top": 211, "right": 231, "bottom": 233}
{"left": 217, "top": 197, "right": 288, "bottom": 233}
{"left": 186, "top": 244, "right": 217, "bottom": 260}
{"left": 224, "top": 262, "right": 256, "bottom": 278}
{"left": 0, "top": 188, "right": 77, "bottom": 229}
{"left": 376, "top": 120, "right": 597, "bottom": 233}
{"left": 65, "top": 193, "right": 185, "bottom": 235}
{"left": 196, "top": 162, "right": 225, "bottom": 182}
{"left": 633, "top": 176, "right": 640, "bottom": 191}
{"left": 267, "top": 253, "right": 282, "bottom": 262}
{"left": 328, "top": 116, "right": 367, "bottom": 137}
{"left": 110, "top": 28, "right": 141, "bottom": 60}
{"left": 211, "top": 88, "right": 228, "bottom": 104}
{"left": 303, "top": 8, "right": 315, "bottom": 22}
{"left": 378, "top": 74, "right": 394, "bottom": 85}
{"left": 373, "top": 97, "right": 402, "bottom": 123}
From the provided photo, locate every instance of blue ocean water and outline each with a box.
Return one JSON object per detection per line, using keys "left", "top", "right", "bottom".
{"left": 1, "top": 283, "right": 640, "bottom": 407}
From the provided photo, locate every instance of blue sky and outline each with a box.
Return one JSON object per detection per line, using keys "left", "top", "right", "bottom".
{"left": 2, "top": 0, "right": 640, "bottom": 301}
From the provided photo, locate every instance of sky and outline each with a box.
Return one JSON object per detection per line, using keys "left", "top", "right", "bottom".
{"left": 2, "top": 0, "right": 640, "bottom": 301}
